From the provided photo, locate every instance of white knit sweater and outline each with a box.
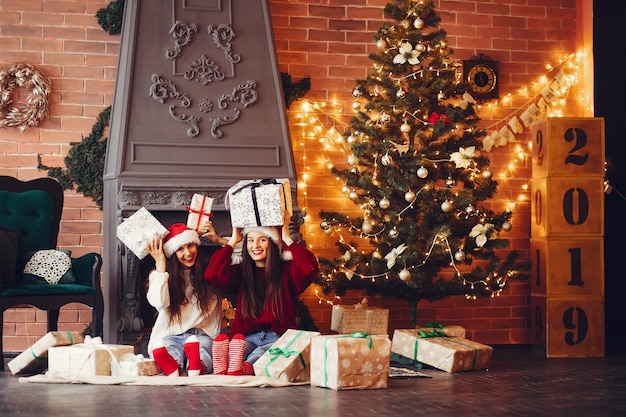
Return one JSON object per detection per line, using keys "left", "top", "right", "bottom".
{"left": 146, "top": 269, "right": 221, "bottom": 355}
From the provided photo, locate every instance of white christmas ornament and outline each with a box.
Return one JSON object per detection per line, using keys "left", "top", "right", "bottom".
{"left": 413, "top": 18, "right": 424, "bottom": 29}
{"left": 502, "top": 221, "right": 512, "bottom": 232}
{"left": 347, "top": 154, "right": 357, "bottom": 165}
{"left": 400, "top": 122, "right": 411, "bottom": 133}
{"left": 454, "top": 250, "right": 465, "bottom": 261}
{"left": 341, "top": 185, "right": 350, "bottom": 194}
{"left": 399, "top": 268, "right": 411, "bottom": 281}
{"left": 376, "top": 39, "right": 387, "bottom": 50}
{"left": 362, "top": 220, "right": 373, "bottom": 234}
{"left": 405, "top": 191, "right": 416, "bottom": 202}
{"left": 381, "top": 153, "right": 393, "bottom": 166}
{"left": 441, "top": 201, "right": 453, "bottom": 212}
{"left": 379, "top": 198, "right": 390, "bottom": 209}
{"left": 349, "top": 191, "right": 358, "bottom": 200}
{"left": 417, "top": 166, "right": 428, "bottom": 178}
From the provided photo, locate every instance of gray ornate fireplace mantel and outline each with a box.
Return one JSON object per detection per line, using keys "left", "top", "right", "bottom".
{"left": 103, "top": 0, "right": 298, "bottom": 346}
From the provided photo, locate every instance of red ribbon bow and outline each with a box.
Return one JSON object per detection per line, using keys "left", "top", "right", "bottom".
{"left": 428, "top": 112, "right": 451, "bottom": 124}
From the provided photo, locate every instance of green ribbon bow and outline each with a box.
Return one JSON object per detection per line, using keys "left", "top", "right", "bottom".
{"left": 264, "top": 330, "right": 306, "bottom": 377}
{"left": 423, "top": 322, "right": 444, "bottom": 329}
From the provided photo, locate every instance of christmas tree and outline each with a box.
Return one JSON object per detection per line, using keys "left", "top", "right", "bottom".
{"left": 316, "top": 0, "right": 530, "bottom": 326}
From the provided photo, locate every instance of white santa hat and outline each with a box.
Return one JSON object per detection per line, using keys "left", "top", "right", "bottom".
{"left": 163, "top": 223, "right": 201, "bottom": 258}
{"left": 242, "top": 226, "right": 281, "bottom": 246}
{"left": 240, "top": 226, "right": 292, "bottom": 261}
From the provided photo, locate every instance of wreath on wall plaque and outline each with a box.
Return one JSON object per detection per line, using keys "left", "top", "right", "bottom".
{"left": 0, "top": 63, "right": 51, "bottom": 132}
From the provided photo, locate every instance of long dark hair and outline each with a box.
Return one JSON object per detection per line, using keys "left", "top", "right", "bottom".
{"left": 238, "top": 235, "right": 284, "bottom": 320}
{"left": 165, "top": 246, "right": 219, "bottom": 327}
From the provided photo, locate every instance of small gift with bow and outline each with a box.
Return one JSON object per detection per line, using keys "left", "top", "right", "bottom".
{"left": 391, "top": 329, "right": 493, "bottom": 373}
{"left": 253, "top": 329, "right": 320, "bottom": 382}
{"left": 111, "top": 353, "right": 160, "bottom": 377}
{"left": 116, "top": 207, "right": 169, "bottom": 259}
{"left": 225, "top": 178, "right": 292, "bottom": 228}
{"left": 8, "top": 331, "right": 84, "bottom": 375}
{"left": 47, "top": 336, "right": 135, "bottom": 376}
{"left": 310, "top": 333, "right": 391, "bottom": 390}
{"left": 330, "top": 298, "right": 389, "bottom": 335}
{"left": 186, "top": 193, "right": 214, "bottom": 232}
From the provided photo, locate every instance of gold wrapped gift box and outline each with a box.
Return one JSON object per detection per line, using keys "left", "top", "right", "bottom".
{"left": 391, "top": 329, "right": 492, "bottom": 373}
{"left": 310, "top": 334, "right": 391, "bottom": 390}
{"left": 330, "top": 304, "right": 389, "bottom": 335}
{"left": 253, "top": 329, "right": 320, "bottom": 382}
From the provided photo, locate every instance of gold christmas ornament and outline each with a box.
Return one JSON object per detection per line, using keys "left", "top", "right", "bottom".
{"left": 501, "top": 221, "right": 512, "bottom": 232}
{"left": 400, "top": 122, "right": 411, "bottom": 133}
{"left": 0, "top": 63, "right": 51, "bottom": 132}
{"left": 361, "top": 220, "right": 373, "bottom": 234}
{"left": 376, "top": 39, "right": 387, "bottom": 50}
{"left": 441, "top": 200, "right": 453, "bottom": 212}
{"left": 379, "top": 197, "right": 390, "bottom": 209}
{"left": 417, "top": 166, "right": 428, "bottom": 178}
{"left": 405, "top": 190, "right": 416, "bottom": 202}
{"left": 413, "top": 18, "right": 424, "bottom": 29}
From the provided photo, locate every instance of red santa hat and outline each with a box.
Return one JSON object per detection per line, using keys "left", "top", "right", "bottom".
{"left": 162, "top": 223, "right": 201, "bottom": 258}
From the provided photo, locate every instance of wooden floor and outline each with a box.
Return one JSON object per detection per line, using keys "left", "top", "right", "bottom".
{"left": 1, "top": 345, "right": 625, "bottom": 417}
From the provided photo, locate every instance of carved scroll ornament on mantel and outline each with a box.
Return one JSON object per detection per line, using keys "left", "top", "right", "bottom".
{"left": 150, "top": 20, "right": 257, "bottom": 139}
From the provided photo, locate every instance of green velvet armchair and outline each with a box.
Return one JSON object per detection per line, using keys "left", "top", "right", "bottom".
{"left": 0, "top": 176, "right": 104, "bottom": 370}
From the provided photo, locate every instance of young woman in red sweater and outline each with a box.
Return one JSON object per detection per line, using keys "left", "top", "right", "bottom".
{"left": 203, "top": 214, "right": 319, "bottom": 375}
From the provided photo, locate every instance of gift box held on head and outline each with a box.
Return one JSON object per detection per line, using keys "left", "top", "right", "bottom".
{"left": 310, "top": 333, "right": 391, "bottom": 390}
{"left": 116, "top": 207, "right": 169, "bottom": 259}
{"left": 330, "top": 299, "right": 389, "bottom": 335}
{"left": 253, "top": 329, "right": 320, "bottom": 382}
{"left": 186, "top": 193, "right": 214, "bottom": 232}
{"left": 47, "top": 337, "right": 135, "bottom": 376}
{"left": 391, "top": 329, "right": 493, "bottom": 373}
{"left": 226, "top": 178, "right": 292, "bottom": 227}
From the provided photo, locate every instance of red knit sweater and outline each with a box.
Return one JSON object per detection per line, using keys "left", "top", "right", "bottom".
{"left": 203, "top": 241, "right": 319, "bottom": 336}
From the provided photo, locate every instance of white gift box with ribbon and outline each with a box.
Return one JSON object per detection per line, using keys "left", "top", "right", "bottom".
{"left": 47, "top": 336, "right": 135, "bottom": 376}
{"left": 116, "top": 207, "right": 169, "bottom": 259}
{"left": 225, "top": 178, "right": 292, "bottom": 228}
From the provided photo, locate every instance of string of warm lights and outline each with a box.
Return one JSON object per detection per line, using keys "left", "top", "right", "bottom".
{"left": 290, "top": 52, "right": 582, "bottom": 304}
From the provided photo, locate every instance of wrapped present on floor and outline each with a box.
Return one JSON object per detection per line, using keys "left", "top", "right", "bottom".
{"left": 116, "top": 207, "right": 169, "bottom": 259}
{"left": 111, "top": 353, "right": 160, "bottom": 377}
{"left": 7, "top": 331, "right": 84, "bottom": 375}
{"left": 330, "top": 298, "right": 389, "bottom": 335}
{"left": 47, "top": 336, "right": 135, "bottom": 376}
{"left": 226, "top": 178, "right": 292, "bottom": 227}
{"left": 310, "top": 333, "right": 391, "bottom": 390}
{"left": 415, "top": 322, "right": 466, "bottom": 338}
{"left": 186, "top": 193, "right": 214, "bottom": 232}
{"left": 253, "top": 329, "right": 320, "bottom": 382}
{"left": 391, "top": 329, "right": 493, "bottom": 373}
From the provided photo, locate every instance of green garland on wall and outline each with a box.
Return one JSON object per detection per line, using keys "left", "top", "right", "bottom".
{"left": 40, "top": 1, "right": 310, "bottom": 209}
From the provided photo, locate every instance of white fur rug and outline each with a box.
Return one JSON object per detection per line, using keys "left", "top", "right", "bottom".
{"left": 19, "top": 371, "right": 306, "bottom": 387}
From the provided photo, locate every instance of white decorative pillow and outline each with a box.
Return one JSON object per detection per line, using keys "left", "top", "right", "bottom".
{"left": 23, "top": 249, "right": 73, "bottom": 285}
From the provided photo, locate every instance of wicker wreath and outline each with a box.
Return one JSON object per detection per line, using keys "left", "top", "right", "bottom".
{"left": 0, "top": 63, "right": 51, "bottom": 132}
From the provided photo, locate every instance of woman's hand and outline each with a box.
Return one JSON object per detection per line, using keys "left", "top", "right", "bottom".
{"left": 281, "top": 210, "right": 293, "bottom": 246}
{"left": 227, "top": 227, "right": 243, "bottom": 248}
{"left": 146, "top": 236, "right": 167, "bottom": 272}
{"left": 199, "top": 220, "right": 228, "bottom": 246}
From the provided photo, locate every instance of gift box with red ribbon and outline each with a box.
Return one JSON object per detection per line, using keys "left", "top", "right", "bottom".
{"left": 186, "top": 193, "right": 214, "bottom": 232}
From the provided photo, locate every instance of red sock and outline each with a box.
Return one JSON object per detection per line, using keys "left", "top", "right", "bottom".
{"left": 227, "top": 333, "right": 247, "bottom": 375}
{"left": 211, "top": 333, "right": 230, "bottom": 375}
{"left": 184, "top": 336, "right": 203, "bottom": 377}
{"left": 153, "top": 346, "right": 180, "bottom": 377}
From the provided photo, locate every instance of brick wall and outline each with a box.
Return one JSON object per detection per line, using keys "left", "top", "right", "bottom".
{"left": 0, "top": 0, "right": 584, "bottom": 352}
